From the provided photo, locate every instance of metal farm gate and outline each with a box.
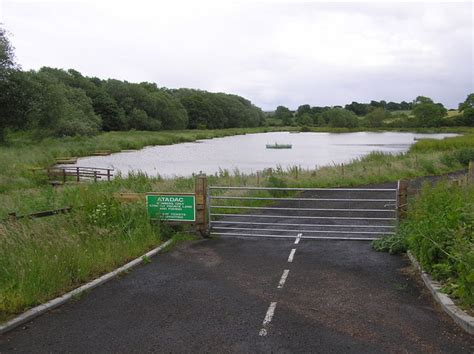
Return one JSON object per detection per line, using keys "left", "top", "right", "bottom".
{"left": 207, "top": 185, "right": 400, "bottom": 241}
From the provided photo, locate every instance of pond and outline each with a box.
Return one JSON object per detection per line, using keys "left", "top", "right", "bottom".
{"left": 69, "top": 132, "right": 457, "bottom": 178}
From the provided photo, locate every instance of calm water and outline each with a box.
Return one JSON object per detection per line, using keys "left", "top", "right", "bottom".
{"left": 71, "top": 132, "right": 456, "bottom": 178}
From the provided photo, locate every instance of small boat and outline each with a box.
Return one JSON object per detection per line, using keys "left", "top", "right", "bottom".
{"left": 266, "top": 143, "right": 292, "bottom": 149}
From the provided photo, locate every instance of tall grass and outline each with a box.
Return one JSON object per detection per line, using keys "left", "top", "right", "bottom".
{"left": 409, "top": 134, "right": 474, "bottom": 152}
{"left": 375, "top": 182, "right": 474, "bottom": 308}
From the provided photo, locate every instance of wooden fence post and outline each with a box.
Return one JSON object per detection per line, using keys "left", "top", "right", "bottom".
{"left": 195, "top": 174, "right": 208, "bottom": 237}
{"left": 62, "top": 169, "right": 66, "bottom": 184}
{"left": 468, "top": 161, "right": 474, "bottom": 184}
{"left": 76, "top": 167, "right": 80, "bottom": 182}
{"left": 397, "top": 180, "right": 409, "bottom": 220}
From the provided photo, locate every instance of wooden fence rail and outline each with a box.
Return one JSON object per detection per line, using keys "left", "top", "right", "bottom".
{"left": 4, "top": 207, "right": 73, "bottom": 222}
{"left": 46, "top": 166, "right": 113, "bottom": 184}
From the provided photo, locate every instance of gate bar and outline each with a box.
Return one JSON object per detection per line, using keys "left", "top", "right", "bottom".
{"left": 210, "top": 196, "right": 396, "bottom": 202}
{"left": 209, "top": 186, "right": 396, "bottom": 192}
{"left": 210, "top": 213, "right": 397, "bottom": 221}
{"left": 210, "top": 206, "right": 395, "bottom": 212}
{"left": 212, "top": 226, "right": 395, "bottom": 235}
{"left": 211, "top": 232, "right": 379, "bottom": 241}
{"left": 210, "top": 220, "right": 396, "bottom": 228}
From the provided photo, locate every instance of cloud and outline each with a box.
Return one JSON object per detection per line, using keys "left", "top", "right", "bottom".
{"left": 2, "top": 0, "right": 472, "bottom": 109}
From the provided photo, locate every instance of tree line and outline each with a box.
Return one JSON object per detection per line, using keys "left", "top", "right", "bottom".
{"left": 1, "top": 26, "right": 473, "bottom": 143}
{"left": 272, "top": 95, "right": 474, "bottom": 129}
{"left": 0, "top": 67, "right": 265, "bottom": 142}
{"left": 0, "top": 27, "right": 264, "bottom": 143}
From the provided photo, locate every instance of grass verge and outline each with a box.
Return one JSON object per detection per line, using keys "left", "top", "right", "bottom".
{"left": 373, "top": 181, "right": 474, "bottom": 309}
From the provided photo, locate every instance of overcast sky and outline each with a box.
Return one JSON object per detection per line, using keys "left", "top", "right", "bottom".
{"left": 1, "top": 0, "right": 472, "bottom": 110}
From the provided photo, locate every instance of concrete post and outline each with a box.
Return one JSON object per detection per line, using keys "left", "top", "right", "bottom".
{"left": 194, "top": 174, "right": 208, "bottom": 237}
{"left": 397, "top": 180, "right": 409, "bottom": 220}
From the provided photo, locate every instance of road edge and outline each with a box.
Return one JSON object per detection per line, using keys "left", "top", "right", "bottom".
{"left": 407, "top": 251, "right": 474, "bottom": 335}
{"left": 0, "top": 239, "right": 173, "bottom": 335}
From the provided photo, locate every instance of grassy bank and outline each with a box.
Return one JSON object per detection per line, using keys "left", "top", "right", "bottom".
{"left": 373, "top": 182, "right": 474, "bottom": 309}
{"left": 1, "top": 126, "right": 472, "bottom": 195}
{"left": 1, "top": 128, "right": 473, "bottom": 321}
{"left": 1, "top": 127, "right": 296, "bottom": 194}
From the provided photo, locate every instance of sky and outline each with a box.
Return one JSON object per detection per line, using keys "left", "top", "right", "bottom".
{"left": 0, "top": 0, "right": 472, "bottom": 110}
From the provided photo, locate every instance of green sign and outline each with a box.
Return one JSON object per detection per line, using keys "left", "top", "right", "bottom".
{"left": 146, "top": 194, "right": 196, "bottom": 222}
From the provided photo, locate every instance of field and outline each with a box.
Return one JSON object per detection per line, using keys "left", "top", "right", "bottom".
{"left": 0, "top": 127, "right": 473, "bottom": 321}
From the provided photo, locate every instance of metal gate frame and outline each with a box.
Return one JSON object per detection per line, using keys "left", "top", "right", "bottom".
{"left": 207, "top": 185, "right": 400, "bottom": 241}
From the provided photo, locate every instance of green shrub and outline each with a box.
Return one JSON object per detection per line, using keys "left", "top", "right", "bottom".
{"left": 419, "top": 158, "right": 437, "bottom": 174}
{"left": 454, "top": 148, "right": 474, "bottom": 166}
{"left": 440, "top": 153, "right": 458, "bottom": 168}
{"left": 266, "top": 176, "right": 290, "bottom": 197}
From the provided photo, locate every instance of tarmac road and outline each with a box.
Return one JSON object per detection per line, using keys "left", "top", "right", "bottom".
{"left": 1, "top": 174, "right": 473, "bottom": 353}
{"left": 1, "top": 237, "right": 473, "bottom": 353}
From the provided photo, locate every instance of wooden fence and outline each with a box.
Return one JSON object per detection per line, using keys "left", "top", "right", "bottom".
{"left": 46, "top": 166, "right": 114, "bottom": 184}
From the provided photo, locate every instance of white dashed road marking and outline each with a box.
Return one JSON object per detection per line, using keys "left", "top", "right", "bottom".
{"left": 259, "top": 234, "right": 302, "bottom": 336}
{"left": 277, "top": 269, "right": 290, "bottom": 289}
{"left": 288, "top": 248, "right": 296, "bottom": 263}
{"left": 259, "top": 302, "right": 278, "bottom": 336}
{"left": 294, "top": 233, "right": 302, "bottom": 244}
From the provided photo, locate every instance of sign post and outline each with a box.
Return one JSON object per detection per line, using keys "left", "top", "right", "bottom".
{"left": 146, "top": 194, "right": 196, "bottom": 222}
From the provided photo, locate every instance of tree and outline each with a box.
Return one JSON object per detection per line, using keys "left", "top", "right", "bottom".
{"left": 455, "top": 94, "right": 474, "bottom": 126}
{"left": 345, "top": 101, "right": 369, "bottom": 116}
{"left": 369, "top": 100, "right": 383, "bottom": 108}
{"left": 400, "top": 101, "right": 411, "bottom": 110}
{"left": 172, "top": 89, "right": 264, "bottom": 129}
{"left": 179, "top": 92, "right": 224, "bottom": 129}
{"left": 296, "top": 113, "right": 313, "bottom": 126}
{"left": 0, "top": 26, "right": 17, "bottom": 80}
{"left": 0, "top": 25, "right": 20, "bottom": 142}
{"left": 54, "top": 86, "right": 102, "bottom": 136}
{"left": 314, "top": 114, "right": 326, "bottom": 126}
{"left": 461, "top": 108, "right": 474, "bottom": 126}
{"left": 413, "top": 96, "right": 434, "bottom": 105}
{"left": 411, "top": 96, "right": 447, "bottom": 127}
{"left": 93, "top": 91, "right": 126, "bottom": 131}
{"left": 274, "top": 106, "right": 293, "bottom": 126}
{"left": 321, "top": 108, "right": 359, "bottom": 128}
{"left": 0, "top": 71, "right": 34, "bottom": 138}
{"left": 458, "top": 93, "right": 474, "bottom": 112}
{"left": 365, "top": 108, "right": 388, "bottom": 127}
{"left": 311, "top": 106, "right": 328, "bottom": 115}
{"left": 296, "top": 104, "right": 311, "bottom": 117}
{"left": 23, "top": 70, "right": 102, "bottom": 137}
{"left": 386, "top": 102, "right": 401, "bottom": 111}
{"left": 412, "top": 102, "right": 445, "bottom": 127}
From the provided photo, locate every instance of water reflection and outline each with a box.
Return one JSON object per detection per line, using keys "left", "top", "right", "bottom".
{"left": 70, "top": 132, "right": 457, "bottom": 178}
